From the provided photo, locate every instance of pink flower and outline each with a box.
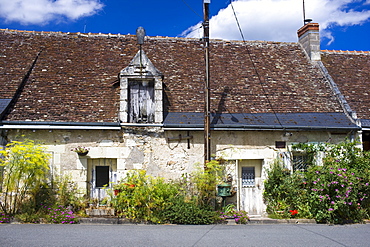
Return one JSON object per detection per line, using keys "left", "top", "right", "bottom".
{"left": 328, "top": 208, "right": 334, "bottom": 211}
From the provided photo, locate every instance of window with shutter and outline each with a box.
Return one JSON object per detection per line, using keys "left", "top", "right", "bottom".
{"left": 129, "top": 80, "right": 155, "bottom": 123}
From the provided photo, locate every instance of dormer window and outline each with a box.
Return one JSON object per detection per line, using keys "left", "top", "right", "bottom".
{"left": 119, "top": 47, "right": 163, "bottom": 124}
{"left": 129, "top": 80, "right": 155, "bottom": 123}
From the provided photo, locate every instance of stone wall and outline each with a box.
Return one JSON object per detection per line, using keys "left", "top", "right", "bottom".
{"left": 5, "top": 127, "right": 352, "bottom": 211}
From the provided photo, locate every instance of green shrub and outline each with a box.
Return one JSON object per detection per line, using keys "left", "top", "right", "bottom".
{"left": 112, "top": 170, "right": 180, "bottom": 223}
{"left": 305, "top": 142, "right": 370, "bottom": 224}
{"left": 0, "top": 140, "right": 51, "bottom": 215}
{"left": 160, "top": 196, "right": 217, "bottom": 224}
{"left": 264, "top": 141, "right": 370, "bottom": 224}
{"left": 263, "top": 160, "right": 311, "bottom": 218}
{"left": 191, "top": 160, "right": 224, "bottom": 206}
{"left": 112, "top": 160, "right": 225, "bottom": 224}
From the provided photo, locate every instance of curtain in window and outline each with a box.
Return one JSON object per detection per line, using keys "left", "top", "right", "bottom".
{"left": 279, "top": 152, "right": 292, "bottom": 171}
{"left": 129, "top": 82, "right": 154, "bottom": 123}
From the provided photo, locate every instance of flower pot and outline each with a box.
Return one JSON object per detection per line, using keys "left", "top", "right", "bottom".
{"left": 77, "top": 151, "right": 89, "bottom": 156}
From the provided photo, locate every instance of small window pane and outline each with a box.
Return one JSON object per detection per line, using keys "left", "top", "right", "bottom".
{"left": 293, "top": 155, "right": 309, "bottom": 172}
{"left": 275, "top": 141, "right": 286, "bottom": 148}
{"left": 96, "top": 166, "right": 109, "bottom": 187}
{"left": 242, "top": 167, "right": 255, "bottom": 187}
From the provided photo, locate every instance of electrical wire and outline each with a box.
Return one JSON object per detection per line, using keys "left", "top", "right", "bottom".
{"left": 229, "top": 0, "right": 284, "bottom": 129}
{"left": 180, "top": 0, "right": 202, "bottom": 19}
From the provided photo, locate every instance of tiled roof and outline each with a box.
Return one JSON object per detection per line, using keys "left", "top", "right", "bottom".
{"left": 321, "top": 51, "right": 370, "bottom": 120}
{"left": 0, "top": 29, "right": 345, "bottom": 125}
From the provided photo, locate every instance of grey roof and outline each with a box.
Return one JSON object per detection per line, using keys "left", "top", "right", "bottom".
{"left": 361, "top": 119, "right": 370, "bottom": 128}
{"left": 0, "top": 99, "right": 11, "bottom": 119}
{"left": 164, "top": 112, "right": 359, "bottom": 130}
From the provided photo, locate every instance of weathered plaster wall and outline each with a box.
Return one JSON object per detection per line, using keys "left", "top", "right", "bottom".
{"left": 5, "top": 128, "right": 351, "bottom": 200}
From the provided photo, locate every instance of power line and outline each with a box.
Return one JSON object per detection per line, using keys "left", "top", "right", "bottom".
{"left": 229, "top": 0, "right": 284, "bottom": 129}
{"left": 230, "top": 0, "right": 245, "bottom": 42}
{"left": 180, "top": 0, "right": 202, "bottom": 19}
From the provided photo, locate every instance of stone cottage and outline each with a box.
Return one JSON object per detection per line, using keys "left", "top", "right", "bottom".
{"left": 0, "top": 22, "right": 366, "bottom": 216}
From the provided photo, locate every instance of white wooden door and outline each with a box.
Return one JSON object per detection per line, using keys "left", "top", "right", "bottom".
{"left": 87, "top": 159, "right": 117, "bottom": 200}
{"left": 238, "top": 159, "right": 264, "bottom": 216}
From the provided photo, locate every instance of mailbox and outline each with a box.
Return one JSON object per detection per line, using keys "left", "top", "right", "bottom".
{"left": 217, "top": 182, "right": 232, "bottom": 197}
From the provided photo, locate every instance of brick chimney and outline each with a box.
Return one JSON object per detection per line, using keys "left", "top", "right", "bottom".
{"left": 297, "top": 23, "right": 321, "bottom": 61}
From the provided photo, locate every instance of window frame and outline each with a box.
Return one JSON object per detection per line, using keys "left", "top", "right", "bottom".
{"left": 128, "top": 79, "right": 155, "bottom": 123}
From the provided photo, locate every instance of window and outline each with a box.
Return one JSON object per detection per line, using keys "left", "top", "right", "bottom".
{"left": 241, "top": 167, "right": 255, "bottom": 187}
{"left": 119, "top": 49, "right": 163, "bottom": 124}
{"left": 292, "top": 154, "right": 309, "bottom": 172}
{"left": 275, "top": 141, "right": 286, "bottom": 149}
{"left": 129, "top": 80, "right": 154, "bottom": 123}
{"left": 363, "top": 131, "right": 370, "bottom": 151}
{"left": 95, "top": 166, "right": 110, "bottom": 187}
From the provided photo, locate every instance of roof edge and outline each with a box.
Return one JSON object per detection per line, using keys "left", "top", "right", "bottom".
{"left": 0, "top": 121, "right": 121, "bottom": 130}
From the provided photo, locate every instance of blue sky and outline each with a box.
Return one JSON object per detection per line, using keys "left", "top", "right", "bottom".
{"left": 0, "top": 0, "right": 369, "bottom": 51}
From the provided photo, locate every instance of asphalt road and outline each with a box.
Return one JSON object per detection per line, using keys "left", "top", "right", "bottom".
{"left": 1, "top": 223, "right": 369, "bottom": 247}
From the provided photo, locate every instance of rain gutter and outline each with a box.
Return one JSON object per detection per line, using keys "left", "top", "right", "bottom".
{"left": 120, "top": 123, "right": 164, "bottom": 127}
{"left": 0, "top": 121, "right": 121, "bottom": 130}
{"left": 163, "top": 124, "right": 360, "bottom": 131}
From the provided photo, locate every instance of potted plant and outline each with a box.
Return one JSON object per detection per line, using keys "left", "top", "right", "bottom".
{"left": 71, "top": 146, "right": 89, "bottom": 156}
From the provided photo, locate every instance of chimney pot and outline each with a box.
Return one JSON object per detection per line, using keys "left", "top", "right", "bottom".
{"left": 297, "top": 23, "right": 321, "bottom": 61}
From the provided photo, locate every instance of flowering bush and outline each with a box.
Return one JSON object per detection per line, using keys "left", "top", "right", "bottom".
{"left": 112, "top": 167, "right": 222, "bottom": 224}
{"left": 70, "top": 146, "right": 89, "bottom": 153}
{"left": 218, "top": 205, "right": 249, "bottom": 224}
{"left": 307, "top": 164, "right": 369, "bottom": 224}
{"left": 112, "top": 170, "right": 181, "bottom": 223}
{"left": 0, "top": 140, "right": 51, "bottom": 215}
{"left": 264, "top": 141, "right": 370, "bottom": 224}
{"left": 43, "top": 205, "right": 78, "bottom": 224}
{"left": 263, "top": 160, "right": 312, "bottom": 219}
{"left": 0, "top": 213, "right": 11, "bottom": 223}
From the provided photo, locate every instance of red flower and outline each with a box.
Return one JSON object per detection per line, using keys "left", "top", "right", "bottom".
{"left": 289, "top": 210, "right": 298, "bottom": 216}
{"left": 123, "top": 183, "right": 135, "bottom": 188}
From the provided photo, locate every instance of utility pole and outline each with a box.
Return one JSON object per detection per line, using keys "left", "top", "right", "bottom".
{"left": 303, "top": 0, "right": 306, "bottom": 25}
{"left": 203, "top": 0, "right": 211, "bottom": 166}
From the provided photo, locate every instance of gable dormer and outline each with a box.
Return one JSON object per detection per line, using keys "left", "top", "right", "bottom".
{"left": 119, "top": 48, "right": 163, "bottom": 124}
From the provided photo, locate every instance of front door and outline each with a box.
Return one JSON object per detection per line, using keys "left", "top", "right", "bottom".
{"left": 87, "top": 159, "right": 117, "bottom": 201}
{"left": 238, "top": 159, "right": 265, "bottom": 216}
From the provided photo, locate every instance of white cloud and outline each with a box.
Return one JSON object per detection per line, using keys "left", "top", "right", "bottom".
{"left": 0, "top": 0, "right": 104, "bottom": 25}
{"left": 182, "top": 0, "right": 370, "bottom": 45}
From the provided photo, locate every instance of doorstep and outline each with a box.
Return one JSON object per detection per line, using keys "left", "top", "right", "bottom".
{"left": 78, "top": 217, "right": 131, "bottom": 224}
{"left": 248, "top": 217, "right": 316, "bottom": 224}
